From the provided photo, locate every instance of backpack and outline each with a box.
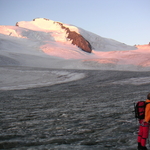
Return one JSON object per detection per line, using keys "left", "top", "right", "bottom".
{"left": 134, "top": 101, "right": 150, "bottom": 119}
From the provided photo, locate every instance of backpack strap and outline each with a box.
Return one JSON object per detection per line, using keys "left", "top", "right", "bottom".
{"left": 145, "top": 102, "right": 150, "bottom": 106}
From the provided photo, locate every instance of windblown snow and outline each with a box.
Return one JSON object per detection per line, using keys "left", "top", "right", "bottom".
{"left": 0, "top": 18, "right": 150, "bottom": 90}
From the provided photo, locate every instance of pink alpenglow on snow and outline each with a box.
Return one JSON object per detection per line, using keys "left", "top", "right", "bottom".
{"left": 85, "top": 45, "right": 150, "bottom": 68}
{"left": 16, "top": 18, "right": 92, "bottom": 53}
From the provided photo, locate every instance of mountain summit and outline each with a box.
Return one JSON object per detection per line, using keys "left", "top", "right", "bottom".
{"left": 15, "top": 18, "right": 136, "bottom": 53}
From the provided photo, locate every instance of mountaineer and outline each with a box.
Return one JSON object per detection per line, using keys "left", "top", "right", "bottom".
{"left": 136, "top": 93, "right": 150, "bottom": 150}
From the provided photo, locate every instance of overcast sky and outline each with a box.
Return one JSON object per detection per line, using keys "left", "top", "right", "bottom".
{"left": 0, "top": 0, "right": 150, "bottom": 45}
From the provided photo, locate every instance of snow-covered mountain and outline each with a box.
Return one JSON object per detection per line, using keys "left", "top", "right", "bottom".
{"left": 0, "top": 18, "right": 150, "bottom": 71}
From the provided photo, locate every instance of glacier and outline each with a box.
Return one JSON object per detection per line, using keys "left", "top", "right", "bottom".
{"left": 0, "top": 18, "right": 150, "bottom": 150}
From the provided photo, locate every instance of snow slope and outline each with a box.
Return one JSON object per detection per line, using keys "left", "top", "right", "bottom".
{"left": 0, "top": 18, "right": 150, "bottom": 71}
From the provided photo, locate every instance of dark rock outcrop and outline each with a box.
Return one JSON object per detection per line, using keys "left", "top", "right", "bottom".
{"left": 55, "top": 22, "right": 92, "bottom": 53}
{"left": 15, "top": 22, "right": 19, "bottom": 26}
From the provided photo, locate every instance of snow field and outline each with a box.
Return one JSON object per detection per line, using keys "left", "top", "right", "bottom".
{"left": 0, "top": 67, "right": 85, "bottom": 90}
